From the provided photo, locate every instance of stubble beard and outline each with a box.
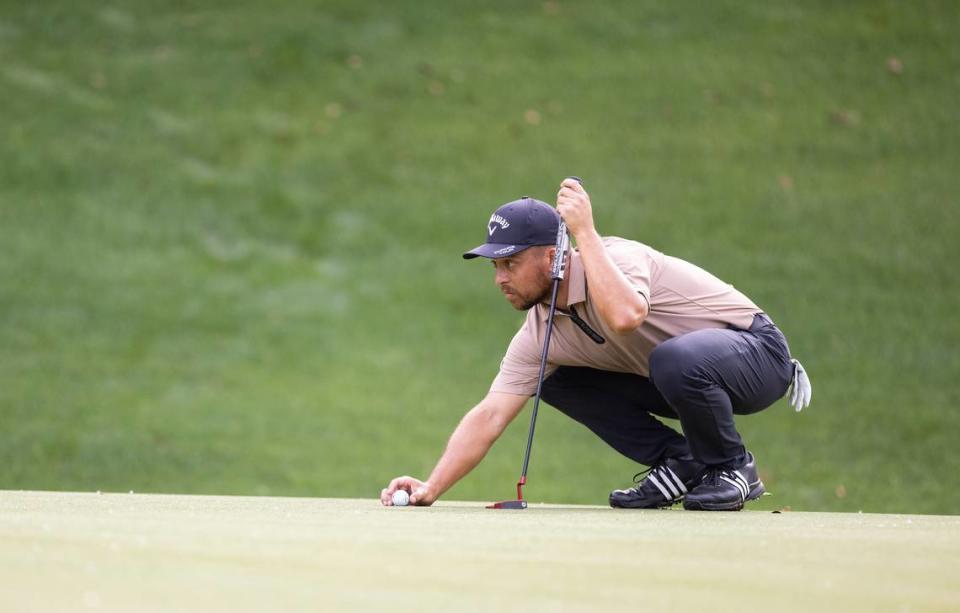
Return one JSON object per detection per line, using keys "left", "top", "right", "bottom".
{"left": 518, "top": 275, "right": 553, "bottom": 311}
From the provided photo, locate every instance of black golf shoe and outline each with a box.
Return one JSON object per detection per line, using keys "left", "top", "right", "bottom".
{"left": 609, "top": 457, "right": 706, "bottom": 509}
{"left": 683, "top": 451, "right": 765, "bottom": 511}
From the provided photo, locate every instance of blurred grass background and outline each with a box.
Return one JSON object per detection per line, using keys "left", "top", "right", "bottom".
{"left": 1, "top": 1, "right": 957, "bottom": 514}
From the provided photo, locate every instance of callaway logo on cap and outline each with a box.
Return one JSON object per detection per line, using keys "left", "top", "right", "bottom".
{"left": 488, "top": 214, "right": 511, "bottom": 236}
{"left": 463, "top": 197, "right": 560, "bottom": 260}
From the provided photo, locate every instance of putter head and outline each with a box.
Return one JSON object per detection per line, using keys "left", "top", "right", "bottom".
{"left": 486, "top": 499, "right": 528, "bottom": 510}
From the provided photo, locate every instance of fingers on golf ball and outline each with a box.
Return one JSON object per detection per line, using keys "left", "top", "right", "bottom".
{"left": 392, "top": 490, "right": 410, "bottom": 506}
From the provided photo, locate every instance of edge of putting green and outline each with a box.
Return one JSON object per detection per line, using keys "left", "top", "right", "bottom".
{"left": 2, "top": 491, "right": 958, "bottom": 612}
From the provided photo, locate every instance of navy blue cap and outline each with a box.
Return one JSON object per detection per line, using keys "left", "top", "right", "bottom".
{"left": 463, "top": 197, "right": 560, "bottom": 259}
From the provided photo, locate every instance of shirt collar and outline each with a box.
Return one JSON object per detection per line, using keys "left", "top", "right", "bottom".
{"left": 539, "top": 249, "right": 587, "bottom": 321}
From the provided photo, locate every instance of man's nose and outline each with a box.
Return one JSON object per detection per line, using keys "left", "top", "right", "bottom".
{"left": 495, "top": 268, "right": 509, "bottom": 285}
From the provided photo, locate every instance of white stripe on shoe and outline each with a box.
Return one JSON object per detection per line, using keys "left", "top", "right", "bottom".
{"left": 663, "top": 467, "right": 688, "bottom": 494}
{"left": 720, "top": 475, "right": 748, "bottom": 501}
{"left": 648, "top": 472, "right": 678, "bottom": 500}
{"left": 733, "top": 470, "right": 751, "bottom": 494}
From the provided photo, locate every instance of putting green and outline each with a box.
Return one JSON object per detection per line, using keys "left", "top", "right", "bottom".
{"left": 1, "top": 491, "right": 957, "bottom": 611}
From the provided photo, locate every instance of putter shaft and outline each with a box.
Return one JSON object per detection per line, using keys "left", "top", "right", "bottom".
{"left": 490, "top": 176, "right": 581, "bottom": 510}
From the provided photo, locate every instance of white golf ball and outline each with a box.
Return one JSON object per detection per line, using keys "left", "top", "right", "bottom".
{"left": 392, "top": 490, "right": 410, "bottom": 507}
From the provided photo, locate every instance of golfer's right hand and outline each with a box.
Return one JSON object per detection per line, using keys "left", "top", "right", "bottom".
{"left": 380, "top": 476, "right": 437, "bottom": 506}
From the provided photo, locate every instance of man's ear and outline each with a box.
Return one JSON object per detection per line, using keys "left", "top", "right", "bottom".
{"left": 543, "top": 246, "right": 556, "bottom": 266}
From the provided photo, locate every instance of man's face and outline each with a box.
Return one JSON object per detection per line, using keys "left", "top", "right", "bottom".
{"left": 491, "top": 246, "right": 553, "bottom": 310}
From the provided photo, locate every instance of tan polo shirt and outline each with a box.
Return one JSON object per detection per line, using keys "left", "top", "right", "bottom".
{"left": 490, "top": 237, "right": 761, "bottom": 396}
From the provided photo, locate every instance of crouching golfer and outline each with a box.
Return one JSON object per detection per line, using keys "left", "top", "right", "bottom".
{"left": 381, "top": 178, "right": 811, "bottom": 511}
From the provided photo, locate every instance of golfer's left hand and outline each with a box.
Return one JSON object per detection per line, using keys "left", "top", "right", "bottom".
{"left": 556, "top": 178, "right": 595, "bottom": 238}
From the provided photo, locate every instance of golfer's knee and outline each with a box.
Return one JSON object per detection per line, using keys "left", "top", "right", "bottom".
{"left": 540, "top": 374, "right": 561, "bottom": 406}
{"left": 541, "top": 368, "right": 573, "bottom": 409}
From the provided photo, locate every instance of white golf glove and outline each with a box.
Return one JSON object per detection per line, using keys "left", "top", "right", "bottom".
{"left": 787, "top": 359, "right": 812, "bottom": 412}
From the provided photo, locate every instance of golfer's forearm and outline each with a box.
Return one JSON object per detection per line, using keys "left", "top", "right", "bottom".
{"left": 574, "top": 230, "right": 647, "bottom": 333}
{"left": 427, "top": 406, "right": 505, "bottom": 497}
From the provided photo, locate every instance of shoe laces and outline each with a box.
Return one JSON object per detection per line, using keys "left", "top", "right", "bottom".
{"left": 701, "top": 466, "right": 733, "bottom": 487}
{"left": 632, "top": 462, "right": 667, "bottom": 489}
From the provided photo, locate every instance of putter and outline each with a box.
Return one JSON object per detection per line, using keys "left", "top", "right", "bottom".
{"left": 487, "top": 176, "right": 582, "bottom": 510}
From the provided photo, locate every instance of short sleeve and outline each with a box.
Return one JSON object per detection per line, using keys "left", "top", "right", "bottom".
{"left": 605, "top": 238, "right": 653, "bottom": 306}
{"left": 489, "top": 319, "right": 551, "bottom": 397}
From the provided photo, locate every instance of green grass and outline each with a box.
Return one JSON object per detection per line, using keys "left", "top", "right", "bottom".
{"left": 1, "top": 1, "right": 958, "bottom": 513}
{"left": 2, "top": 491, "right": 958, "bottom": 611}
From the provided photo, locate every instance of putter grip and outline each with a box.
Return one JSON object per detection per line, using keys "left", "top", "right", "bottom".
{"left": 551, "top": 176, "right": 582, "bottom": 281}
{"left": 551, "top": 222, "right": 568, "bottom": 280}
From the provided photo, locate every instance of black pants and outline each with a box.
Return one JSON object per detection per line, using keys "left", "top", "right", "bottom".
{"left": 540, "top": 314, "right": 794, "bottom": 468}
